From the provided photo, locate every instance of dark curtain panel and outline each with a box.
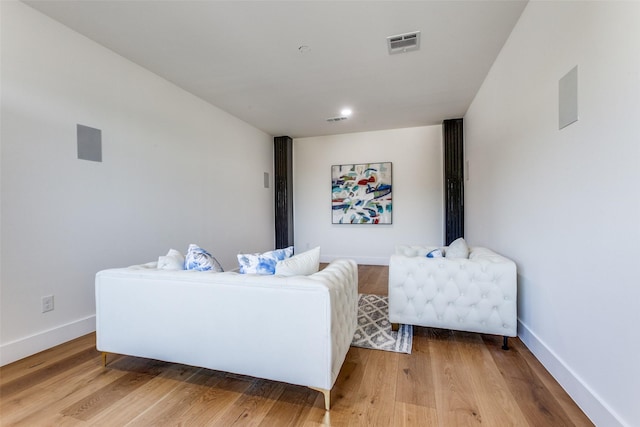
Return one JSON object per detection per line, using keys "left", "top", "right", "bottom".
{"left": 274, "top": 136, "right": 294, "bottom": 249}
{"left": 443, "top": 119, "right": 464, "bottom": 245}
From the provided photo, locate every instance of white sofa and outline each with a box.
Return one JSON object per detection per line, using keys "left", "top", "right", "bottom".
{"left": 95, "top": 258, "right": 358, "bottom": 410}
{"left": 388, "top": 245, "right": 517, "bottom": 348}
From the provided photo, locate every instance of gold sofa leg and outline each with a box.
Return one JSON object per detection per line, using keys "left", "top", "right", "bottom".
{"left": 102, "top": 352, "right": 108, "bottom": 367}
{"left": 391, "top": 323, "right": 400, "bottom": 332}
{"left": 309, "top": 387, "right": 330, "bottom": 410}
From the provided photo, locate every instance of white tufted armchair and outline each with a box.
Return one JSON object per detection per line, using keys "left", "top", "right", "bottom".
{"left": 388, "top": 245, "right": 517, "bottom": 349}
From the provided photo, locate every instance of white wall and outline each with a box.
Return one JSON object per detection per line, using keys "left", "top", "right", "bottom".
{"left": 464, "top": 2, "right": 640, "bottom": 426}
{"left": 294, "top": 126, "right": 443, "bottom": 265}
{"left": 0, "top": 1, "right": 274, "bottom": 365}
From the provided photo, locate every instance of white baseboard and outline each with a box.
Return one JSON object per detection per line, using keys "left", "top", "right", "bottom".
{"left": 320, "top": 255, "right": 389, "bottom": 266}
{"left": 0, "top": 315, "right": 96, "bottom": 367}
{"left": 517, "top": 319, "right": 627, "bottom": 427}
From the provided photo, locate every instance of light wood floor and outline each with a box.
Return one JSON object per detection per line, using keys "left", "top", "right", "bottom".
{"left": 0, "top": 265, "right": 593, "bottom": 426}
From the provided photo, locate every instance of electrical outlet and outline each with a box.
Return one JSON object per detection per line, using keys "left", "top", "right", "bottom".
{"left": 42, "top": 295, "right": 54, "bottom": 313}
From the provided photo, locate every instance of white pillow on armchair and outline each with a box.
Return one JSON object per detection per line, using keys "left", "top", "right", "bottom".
{"left": 446, "top": 238, "right": 469, "bottom": 259}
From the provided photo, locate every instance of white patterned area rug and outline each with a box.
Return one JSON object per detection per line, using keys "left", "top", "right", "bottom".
{"left": 351, "top": 294, "right": 413, "bottom": 354}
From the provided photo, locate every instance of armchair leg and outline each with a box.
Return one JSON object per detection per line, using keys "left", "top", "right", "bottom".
{"left": 391, "top": 323, "right": 399, "bottom": 332}
{"left": 502, "top": 336, "right": 509, "bottom": 351}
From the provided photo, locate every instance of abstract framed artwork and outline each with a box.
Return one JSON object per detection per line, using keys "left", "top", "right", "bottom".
{"left": 331, "top": 162, "right": 392, "bottom": 224}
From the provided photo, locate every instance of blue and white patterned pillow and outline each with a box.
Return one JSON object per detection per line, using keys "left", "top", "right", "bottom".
{"left": 185, "top": 244, "right": 223, "bottom": 272}
{"left": 237, "top": 246, "right": 294, "bottom": 275}
{"left": 426, "top": 248, "right": 444, "bottom": 258}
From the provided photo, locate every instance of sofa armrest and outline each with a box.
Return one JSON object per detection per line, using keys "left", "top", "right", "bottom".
{"left": 309, "top": 259, "right": 358, "bottom": 386}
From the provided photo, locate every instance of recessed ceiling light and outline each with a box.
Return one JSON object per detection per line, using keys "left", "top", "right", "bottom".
{"left": 326, "top": 107, "right": 353, "bottom": 122}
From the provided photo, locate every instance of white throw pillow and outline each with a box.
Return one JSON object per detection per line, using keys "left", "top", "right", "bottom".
{"left": 158, "top": 248, "right": 185, "bottom": 270}
{"left": 275, "top": 247, "right": 320, "bottom": 276}
{"left": 446, "top": 238, "right": 469, "bottom": 259}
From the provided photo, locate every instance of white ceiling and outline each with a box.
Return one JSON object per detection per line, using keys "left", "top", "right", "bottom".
{"left": 24, "top": 0, "right": 527, "bottom": 138}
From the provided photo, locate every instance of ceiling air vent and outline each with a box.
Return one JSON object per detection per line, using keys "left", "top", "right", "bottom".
{"left": 326, "top": 116, "right": 348, "bottom": 122}
{"left": 387, "top": 31, "right": 421, "bottom": 55}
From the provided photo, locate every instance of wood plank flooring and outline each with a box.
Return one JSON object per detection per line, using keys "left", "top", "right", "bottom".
{"left": 0, "top": 265, "right": 593, "bottom": 426}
